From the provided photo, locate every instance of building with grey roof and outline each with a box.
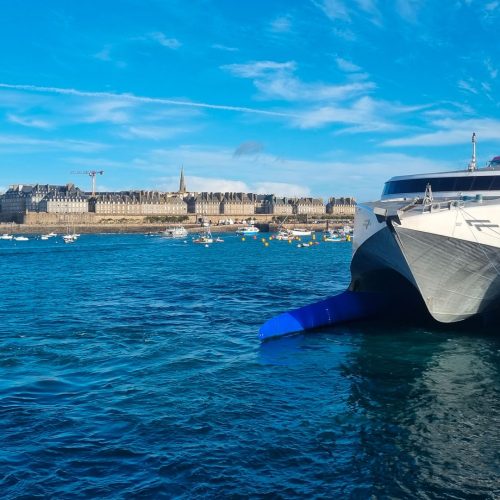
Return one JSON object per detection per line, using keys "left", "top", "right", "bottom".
{"left": 220, "top": 192, "right": 255, "bottom": 215}
{"left": 1, "top": 184, "right": 87, "bottom": 214}
{"left": 261, "top": 196, "right": 294, "bottom": 215}
{"left": 326, "top": 197, "right": 356, "bottom": 216}
{"left": 89, "top": 191, "right": 187, "bottom": 215}
{"left": 292, "top": 197, "right": 325, "bottom": 215}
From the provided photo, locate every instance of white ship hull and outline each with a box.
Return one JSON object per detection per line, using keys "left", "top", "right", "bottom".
{"left": 351, "top": 198, "right": 500, "bottom": 323}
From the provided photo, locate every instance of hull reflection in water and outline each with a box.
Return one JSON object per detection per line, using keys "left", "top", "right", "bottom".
{"left": 337, "top": 323, "right": 500, "bottom": 498}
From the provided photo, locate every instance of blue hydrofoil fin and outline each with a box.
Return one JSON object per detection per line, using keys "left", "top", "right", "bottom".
{"left": 259, "top": 290, "right": 388, "bottom": 340}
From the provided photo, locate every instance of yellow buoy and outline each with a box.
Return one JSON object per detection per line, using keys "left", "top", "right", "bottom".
{"left": 241, "top": 237, "right": 246, "bottom": 241}
{"left": 264, "top": 242, "right": 269, "bottom": 247}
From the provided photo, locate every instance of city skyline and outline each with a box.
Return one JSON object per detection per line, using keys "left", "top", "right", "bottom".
{"left": 0, "top": 1, "right": 499, "bottom": 200}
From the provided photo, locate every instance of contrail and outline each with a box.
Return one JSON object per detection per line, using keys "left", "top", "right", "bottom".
{"left": 0, "top": 82, "right": 295, "bottom": 118}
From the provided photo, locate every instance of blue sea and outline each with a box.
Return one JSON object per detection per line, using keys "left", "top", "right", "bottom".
{"left": 1, "top": 233, "right": 499, "bottom": 498}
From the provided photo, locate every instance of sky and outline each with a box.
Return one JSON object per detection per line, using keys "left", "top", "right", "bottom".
{"left": 0, "top": 0, "right": 499, "bottom": 200}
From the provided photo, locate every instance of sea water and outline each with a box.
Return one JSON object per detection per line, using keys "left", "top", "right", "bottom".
{"left": 0, "top": 234, "right": 499, "bottom": 498}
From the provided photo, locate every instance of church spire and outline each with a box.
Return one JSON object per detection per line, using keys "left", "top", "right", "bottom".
{"left": 179, "top": 166, "right": 186, "bottom": 194}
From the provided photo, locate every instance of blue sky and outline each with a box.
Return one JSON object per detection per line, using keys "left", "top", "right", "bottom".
{"left": 0, "top": 0, "right": 499, "bottom": 200}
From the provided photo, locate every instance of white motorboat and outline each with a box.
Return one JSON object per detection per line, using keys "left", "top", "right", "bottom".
{"left": 193, "top": 235, "right": 213, "bottom": 244}
{"left": 41, "top": 232, "right": 57, "bottom": 240}
{"left": 0, "top": 234, "right": 13, "bottom": 240}
{"left": 163, "top": 225, "right": 188, "bottom": 238}
{"left": 236, "top": 225, "right": 260, "bottom": 235}
{"left": 14, "top": 236, "right": 29, "bottom": 241}
{"left": 289, "top": 228, "right": 313, "bottom": 236}
{"left": 351, "top": 133, "right": 500, "bottom": 323}
{"left": 193, "top": 226, "right": 214, "bottom": 244}
{"left": 62, "top": 234, "right": 78, "bottom": 243}
{"left": 275, "top": 230, "right": 292, "bottom": 240}
{"left": 323, "top": 230, "right": 346, "bottom": 242}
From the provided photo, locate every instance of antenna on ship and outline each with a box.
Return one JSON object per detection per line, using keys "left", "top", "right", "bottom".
{"left": 468, "top": 132, "right": 477, "bottom": 172}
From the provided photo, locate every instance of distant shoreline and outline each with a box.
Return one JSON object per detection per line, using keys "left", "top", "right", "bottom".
{"left": 0, "top": 221, "right": 349, "bottom": 235}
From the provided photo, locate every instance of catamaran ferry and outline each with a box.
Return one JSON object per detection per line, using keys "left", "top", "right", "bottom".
{"left": 259, "top": 133, "right": 500, "bottom": 340}
{"left": 351, "top": 134, "right": 500, "bottom": 323}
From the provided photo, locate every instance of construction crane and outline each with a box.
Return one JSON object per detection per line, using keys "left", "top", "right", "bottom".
{"left": 70, "top": 170, "right": 104, "bottom": 196}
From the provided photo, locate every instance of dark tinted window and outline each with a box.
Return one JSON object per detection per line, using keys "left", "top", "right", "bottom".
{"left": 383, "top": 176, "right": 500, "bottom": 196}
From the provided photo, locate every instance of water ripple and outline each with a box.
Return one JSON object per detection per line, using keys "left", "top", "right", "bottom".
{"left": 0, "top": 234, "right": 499, "bottom": 497}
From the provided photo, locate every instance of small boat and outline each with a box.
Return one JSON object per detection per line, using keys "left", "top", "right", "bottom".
{"left": 236, "top": 225, "right": 260, "bottom": 235}
{"left": 62, "top": 223, "right": 79, "bottom": 243}
{"left": 193, "top": 226, "right": 214, "bottom": 244}
{"left": 323, "top": 230, "right": 346, "bottom": 242}
{"left": 14, "top": 236, "right": 29, "bottom": 241}
{"left": 41, "top": 232, "right": 57, "bottom": 240}
{"left": 194, "top": 235, "right": 213, "bottom": 244}
{"left": 290, "top": 228, "right": 313, "bottom": 237}
{"left": 0, "top": 234, "right": 13, "bottom": 240}
{"left": 62, "top": 234, "right": 78, "bottom": 243}
{"left": 275, "top": 230, "right": 292, "bottom": 241}
{"left": 214, "top": 237, "right": 224, "bottom": 243}
{"left": 162, "top": 225, "right": 188, "bottom": 239}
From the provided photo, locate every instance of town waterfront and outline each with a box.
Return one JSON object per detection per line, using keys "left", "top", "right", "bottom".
{"left": 1, "top": 234, "right": 499, "bottom": 497}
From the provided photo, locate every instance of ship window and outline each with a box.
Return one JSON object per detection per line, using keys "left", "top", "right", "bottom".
{"left": 383, "top": 175, "right": 500, "bottom": 196}
{"left": 471, "top": 176, "right": 494, "bottom": 190}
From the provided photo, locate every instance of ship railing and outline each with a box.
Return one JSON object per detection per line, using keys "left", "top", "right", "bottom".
{"left": 421, "top": 199, "right": 464, "bottom": 213}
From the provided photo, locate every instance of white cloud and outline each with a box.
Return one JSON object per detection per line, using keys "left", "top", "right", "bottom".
{"left": 7, "top": 113, "right": 51, "bottom": 129}
{"left": 0, "top": 83, "right": 292, "bottom": 119}
{"left": 254, "top": 182, "right": 310, "bottom": 197}
{"left": 335, "top": 57, "right": 362, "bottom": 73}
{"left": 313, "top": 0, "right": 383, "bottom": 26}
{"left": 458, "top": 79, "right": 478, "bottom": 94}
{"left": 150, "top": 32, "right": 181, "bottom": 49}
{"left": 223, "top": 60, "right": 296, "bottom": 79}
{"left": 354, "top": 0, "right": 383, "bottom": 25}
{"left": 381, "top": 118, "right": 500, "bottom": 146}
{"left": 313, "top": 0, "right": 351, "bottom": 22}
{"left": 269, "top": 15, "right": 293, "bottom": 33}
{"left": 395, "top": 0, "right": 423, "bottom": 24}
{"left": 120, "top": 125, "right": 191, "bottom": 140}
{"left": 81, "top": 99, "right": 134, "bottom": 124}
{"left": 0, "top": 134, "right": 106, "bottom": 152}
{"left": 211, "top": 43, "right": 239, "bottom": 52}
{"left": 292, "top": 96, "right": 426, "bottom": 131}
{"left": 157, "top": 175, "right": 249, "bottom": 193}
{"left": 484, "top": 58, "right": 498, "bottom": 79}
{"left": 65, "top": 157, "right": 126, "bottom": 169}
{"left": 222, "top": 60, "right": 375, "bottom": 102}
{"left": 94, "top": 45, "right": 112, "bottom": 62}
{"left": 155, "top": 176, "right": 309, "bottom": 197}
